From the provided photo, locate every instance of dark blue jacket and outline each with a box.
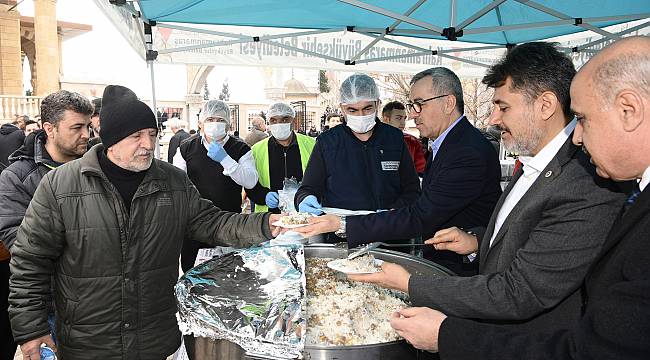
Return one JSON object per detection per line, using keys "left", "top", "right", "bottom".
{"left": 295, "top": 120, "right": 420, "bottom": 215}
{"left": 346, "top": 117, "right": 502, "bottom": 275}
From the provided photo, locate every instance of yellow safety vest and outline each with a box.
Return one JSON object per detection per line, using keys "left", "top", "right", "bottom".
{"left": 251, "top": 133, "right": 315, "bottom": 212}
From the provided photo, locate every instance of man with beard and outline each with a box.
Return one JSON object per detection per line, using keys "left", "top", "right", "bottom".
{"left": 390, "top": 35, "right": 650, "bottom": 360}
{"left": 346, "top": 42, "right": 626, "bottom": 343}
{"left": 7, "top": 85, "right": 283, "bottom": 359}
{"left": 0, "top": 90, "right": 92, "bottom": 360}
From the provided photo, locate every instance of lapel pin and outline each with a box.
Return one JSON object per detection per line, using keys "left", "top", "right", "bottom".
{"left": 545, "top": 171, "right": 553, "bottom": 178}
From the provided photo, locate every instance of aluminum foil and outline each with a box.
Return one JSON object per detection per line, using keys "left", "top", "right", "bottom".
{"left": 175, "top": 244, "right": 305, "bottom": 359}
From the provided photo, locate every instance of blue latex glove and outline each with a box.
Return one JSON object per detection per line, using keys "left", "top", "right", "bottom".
{"left": 299, "top": 195, "right": 323, "bottom": 215}
{"left": 207, "top": 141, "right": 227, "bottom": 162}
{"left": 265, "top": 192, "right": 279, "bottom": 208}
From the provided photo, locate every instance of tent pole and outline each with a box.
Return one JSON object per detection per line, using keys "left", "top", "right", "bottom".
{"left": 148, "top": 60, "right": 159, "bottom": 159}
{"left": 438, "top": 53, "right": 491, "bottom": 68}
{"left": 450, "top": 0, "right": 456, "bottom": 27}
{"left": 456, "top": 0, "right": 507, "bottom": 30}
{"left": 350, "top": 0, "right": 427, "bottom": 62}
{"left": 143, "top": 21, "right": 160, "bottom": 159}
{"left": 576, "top": 20, "right": 650, "bottom": 51}
{"left": 513, "top": 0, "right": 620, "bottom": 40}
{"left": 337, "top": 0, "right": 443, "bottom": 33}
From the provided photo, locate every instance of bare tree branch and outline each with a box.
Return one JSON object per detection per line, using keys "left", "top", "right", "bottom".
{"left": 462, "top": 78, "right": 493, "bottom": 129}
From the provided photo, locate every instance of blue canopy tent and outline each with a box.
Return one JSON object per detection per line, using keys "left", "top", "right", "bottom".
{"left": 101, "top": 0, "right": 649, "bottom": 121}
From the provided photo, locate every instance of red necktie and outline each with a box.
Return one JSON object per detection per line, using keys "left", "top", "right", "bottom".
{"left": 512, "top": 159, "right": 523, "bottom": 176}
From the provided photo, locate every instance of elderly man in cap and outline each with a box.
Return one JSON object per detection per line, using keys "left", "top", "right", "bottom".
{"left": 8, "top": 85, "right": 282, "bottom": 360}
{"left": 247, "top": 102, "right": 316, "bottom": 213}
{"left": 173, "top": 99, "right": 258, "bottom": 272}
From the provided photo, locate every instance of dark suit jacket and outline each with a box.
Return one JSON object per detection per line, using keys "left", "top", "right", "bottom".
{"left": 346, "top": 117, "right": 502, "bottom": 275}
{"left": 409, "top": 137, "right": 626, "bottom": 334}
{"left": 167, "top": 129, "right": 190, "bottom": 163}
{"left": 438, "top": 186, "right": 650, "bottom": 359}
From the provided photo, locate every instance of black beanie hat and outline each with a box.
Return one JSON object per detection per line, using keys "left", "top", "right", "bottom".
{"left": 99, "top": 85, "right": 158, "bottom": 149}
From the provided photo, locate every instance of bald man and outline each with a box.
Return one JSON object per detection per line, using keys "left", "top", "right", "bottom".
{"left": 390, "top": 36, "right": 650, "bottom": 360}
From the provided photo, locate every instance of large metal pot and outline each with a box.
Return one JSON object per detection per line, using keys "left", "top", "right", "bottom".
{"left": 191, "top": 244, "right": 452, "bottom": 360}
{"left": 300, "top": 244, "right": 452, "bottom": 360}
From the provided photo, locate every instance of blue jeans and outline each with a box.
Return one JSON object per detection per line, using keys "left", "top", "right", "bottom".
{"left": 47, "top": 312, "right": 57, "bottom": 345}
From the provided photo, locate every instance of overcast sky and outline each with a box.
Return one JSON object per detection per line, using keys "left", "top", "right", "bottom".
{"left": 18, "top": 0, "right": 317, "bottom": 103}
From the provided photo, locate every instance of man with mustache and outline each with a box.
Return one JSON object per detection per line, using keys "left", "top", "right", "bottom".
{"left": 0, "top": 90, "right": 92, "bottom": 360}
{"left": 344, "top": 42, "right": 626, "bottom": 337}
{"left": 7, "top": 85, "right": 283, "bottom": 360}
{"left": 390, "top": 35, "right": 650, "bottom": 360}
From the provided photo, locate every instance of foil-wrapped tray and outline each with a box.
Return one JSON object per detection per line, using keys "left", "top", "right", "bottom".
{"left": 175, "top": 244, "right": 306, "bottom": 359}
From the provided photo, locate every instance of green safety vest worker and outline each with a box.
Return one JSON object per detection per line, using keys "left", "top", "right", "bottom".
{"left": 251, "top": 133, "right": 315, "bottom": 212}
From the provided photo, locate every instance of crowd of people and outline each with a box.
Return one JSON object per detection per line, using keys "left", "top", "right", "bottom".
{"left": 0, "top": 36, "right": 648, "bottom": 360}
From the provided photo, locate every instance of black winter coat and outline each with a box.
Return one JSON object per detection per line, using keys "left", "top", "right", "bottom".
{"left": 0, "top": 124, "right": 25, "bottom": 171}
{"left": 167, "top": 129, "right": 190, "bottom": 163}
{"left": 0, "top": 130, "right": 59, "bottom": 249}
{"left": 8, "top": 145, "right": 273, "bottom": 359}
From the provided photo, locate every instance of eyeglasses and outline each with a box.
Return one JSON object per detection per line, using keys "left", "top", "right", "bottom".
{"left": 406, "top": 94, "right": 450, "bottom": 114}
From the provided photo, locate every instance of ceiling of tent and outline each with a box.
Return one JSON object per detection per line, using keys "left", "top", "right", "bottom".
{"left": 136, "top": 0, "right": 650, "bottom": 45}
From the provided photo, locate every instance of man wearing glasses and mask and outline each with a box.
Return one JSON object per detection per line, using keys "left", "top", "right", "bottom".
{"left": 173, "top": 99, "right": 258, "bottom": 272}
{"left": 297, "top": 68, "right": 501, "bottom": 275}
{"left": 246, "top": 102, "right": 315, "bottom": 213}
{"left": 295, "top": 73, "right": 421, "bottom": 243}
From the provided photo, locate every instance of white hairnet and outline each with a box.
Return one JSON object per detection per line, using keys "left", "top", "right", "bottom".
{"left": 201, "top": 100, "right": 231, "bottom": 126}
{"left": 267, "top": 102, "right": 296, "bottom": 119}
{"left": 340, "top": 73, "right": 379, "bottom": 104}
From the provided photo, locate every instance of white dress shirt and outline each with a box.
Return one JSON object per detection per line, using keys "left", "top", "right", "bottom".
{"left": 172, "top": 135, "right": 259, "bottom": 189}
{"left": 489, "top": 119, "right": 577, "bottom": 247}
{"left": 430, "top": 114, "right": 464, "bottom": 162}
{"left": 639, "top": 166, "right": 650, "bottom": 192}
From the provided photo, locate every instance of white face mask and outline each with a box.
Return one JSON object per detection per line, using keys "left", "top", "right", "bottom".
{"left": 270, "top": 123, "right": 292, "bottom": 141}
{"left": 203, "top": 122, "right": 227, "bottom": 143}
{"left": 346, "top": 112, "right": 376, "bottom": 134}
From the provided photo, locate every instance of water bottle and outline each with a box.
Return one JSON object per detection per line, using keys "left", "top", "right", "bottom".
{"left": 40, "top": 346, "right": 56, "bottom": 360}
